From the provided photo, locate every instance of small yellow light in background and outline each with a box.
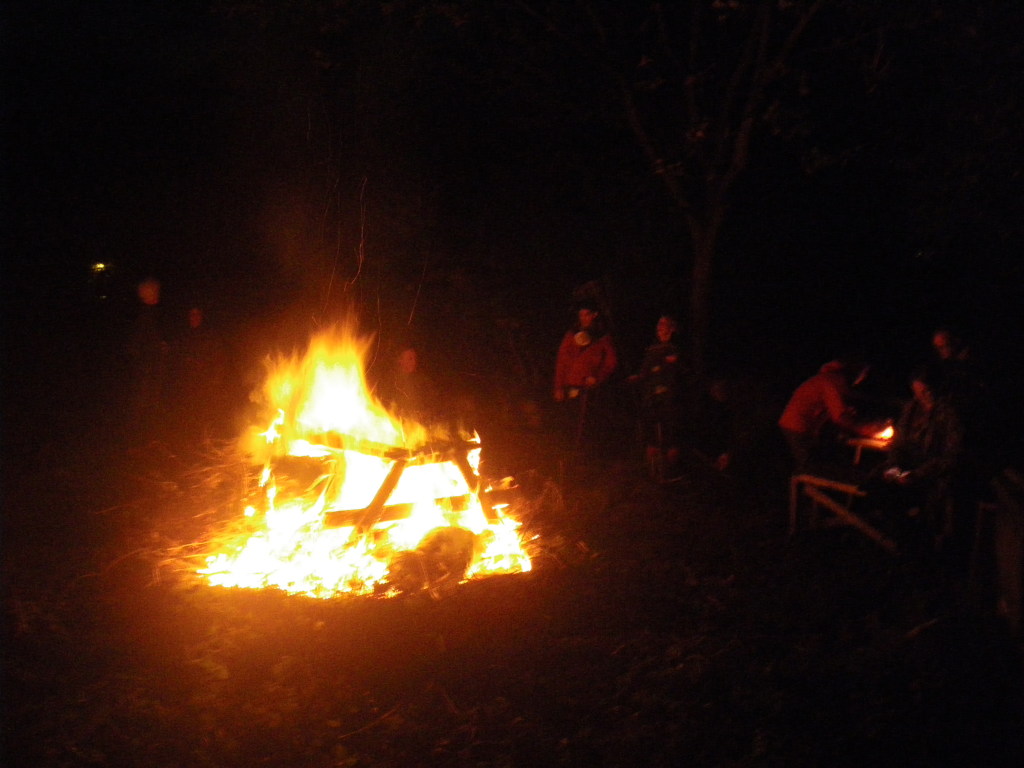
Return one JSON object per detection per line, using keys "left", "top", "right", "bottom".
{"left": 90, "top": 262, "right": 108, "bottom": 274}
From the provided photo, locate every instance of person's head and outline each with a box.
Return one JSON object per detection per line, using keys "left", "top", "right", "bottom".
{"left": 137, "top": 278, "right": 161, "bottom": 306}
{"left": 932, "top": 326, "right": 967, "bottom": 361}
{"left": 655, "top": 315, "right": 677, "bottom": 343}
{"left": 909, "top": 366, "right": 939, "bottom": 411}
{"left": 577, "top": 304, "right": 599, "bottom": 330}
{"left": 708, "top": 378, "right": 730, "bottom": 404}
{"left": 397, "top": 346, "right": 418, "bottom": 374}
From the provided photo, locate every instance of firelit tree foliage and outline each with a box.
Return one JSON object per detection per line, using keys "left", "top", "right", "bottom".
{"left": 873, "top": 1, "right": 1024, "bottom": 270}
{"left": 520, "top": 0, "right": 834, "bottom": 377}
{"left": 207, "top": 1, "right": 1018, "bottom": 372}
{"left": 433, "top": 0, "right": 899, "bottom": 375}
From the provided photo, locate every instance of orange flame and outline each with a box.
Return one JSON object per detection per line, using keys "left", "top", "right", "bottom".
{"left": 199, "top": 326, "right": 531, "bottom": 597}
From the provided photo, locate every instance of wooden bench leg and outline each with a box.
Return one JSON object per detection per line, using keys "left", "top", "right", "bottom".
{"left": 803, "top": 486, "right": 898, "bottom": 554}
{"left": 789, "top": 475, "right": 801, "bottom": 536}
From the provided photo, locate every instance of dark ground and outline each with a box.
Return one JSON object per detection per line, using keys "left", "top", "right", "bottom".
{"left": 3, "top": 311, "right": 1023, "bottom": 768}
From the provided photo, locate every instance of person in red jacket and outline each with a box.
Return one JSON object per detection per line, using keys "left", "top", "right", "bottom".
{"left": 778, "top": 358, "right": 878, "bottom": 471}
{"left": 553, "top": 303, "right": 618, "bottom": 452}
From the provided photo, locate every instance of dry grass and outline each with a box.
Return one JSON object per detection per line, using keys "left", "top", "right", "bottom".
{"left": 4, "top": 436, "right": 1023, "bottom": 767}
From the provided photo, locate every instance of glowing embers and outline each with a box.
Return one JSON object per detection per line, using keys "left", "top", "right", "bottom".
{"left": 197, "top": 327, "right": 530, "bottom": 598}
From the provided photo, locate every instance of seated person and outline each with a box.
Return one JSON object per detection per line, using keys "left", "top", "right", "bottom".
{"left": 867, "top": 364, "right": 965, "bottom": 555}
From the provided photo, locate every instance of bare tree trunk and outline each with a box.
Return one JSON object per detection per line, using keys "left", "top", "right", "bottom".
{"left": 686, "top": 206, "right": 724, "bottom": 383}
{"left": 554, "top": 0, "right": 824, "bottom": 380}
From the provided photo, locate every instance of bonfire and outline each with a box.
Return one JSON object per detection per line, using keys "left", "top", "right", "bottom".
{"left": 197, "top": 326, "right": 531, "bottom": 598}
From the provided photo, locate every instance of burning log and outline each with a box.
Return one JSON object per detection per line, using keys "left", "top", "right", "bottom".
{"left": 386, "top": 526, "right": 483, "bottom": 595}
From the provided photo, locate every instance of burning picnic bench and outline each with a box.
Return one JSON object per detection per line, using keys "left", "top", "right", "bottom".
{"left": 198, "top": 326, "right": 530, "bottom": 598}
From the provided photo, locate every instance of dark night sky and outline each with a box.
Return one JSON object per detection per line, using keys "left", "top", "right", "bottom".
{"left": 4, "top": 1, "right": 1024, "bottom": 389}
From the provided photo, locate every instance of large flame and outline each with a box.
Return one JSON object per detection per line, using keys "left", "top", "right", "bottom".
{"left": 199, "top": 326, "right": 531, "bottom": 597}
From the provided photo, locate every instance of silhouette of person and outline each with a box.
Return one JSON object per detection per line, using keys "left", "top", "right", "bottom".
{"left": 628, "top": 315, "right": 689, "bottom": 479}
{"left": 384, "top": 344, "right": 436, "bottom": 425}
{"left": 869, "top": 364, "right": 966, "bottom": 560}
{"left": 126, "top": 277, "right": 168, "bottom": 438}
{"left": 552, "top": 303, "right": 618, "bottom": 454}
{"left": 169, "top": 305, "right": 231, "bottom": 440}
{"left": 778, "top": 358, "right": 879, "bottom": 472}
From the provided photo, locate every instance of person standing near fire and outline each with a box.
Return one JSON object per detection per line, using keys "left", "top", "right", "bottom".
{"left": 778, "top": 357, "right": 880, "bottom": 472}
{"left": 126, "top": 277, "right": 169, "bottom": 440}
{"left": 628, "top": 315, "right": 690, "bottom": 481}
{"left": 168, "top": 305, "right": 232, "bottom": 441}
{"left": 869, "top": 364, "right": 966, "bottom": 561}
{"left": 383, "top": 343, "right": 437, "bottom": 426}
{"left": 553, "top": 302, "right": 618, "bottom": 454}
{"left": 931, "top": 325, "right": 987, "bottom": 419}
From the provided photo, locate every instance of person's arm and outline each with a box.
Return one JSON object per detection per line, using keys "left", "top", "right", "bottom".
{"left": 628, "top": 348, "right": 653, "bottom": 384}
{"left": 824, "top": 379, "right": 873, "bottom": 436}
{"left": 553, "top": 333, "right": 572, "bottom": 400}
{"left": 591, "top": 337, "right": 618, "bottom": 386}
{"left": 906, "top": 405, "right": 964, "bottom": 483}
{"left": 886, "top": 402, "right": 914, "bottom": 469}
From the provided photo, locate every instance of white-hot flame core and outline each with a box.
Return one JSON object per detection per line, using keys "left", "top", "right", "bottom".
{"left": 198, "top": 325, "right": 531, "bottom": 597}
